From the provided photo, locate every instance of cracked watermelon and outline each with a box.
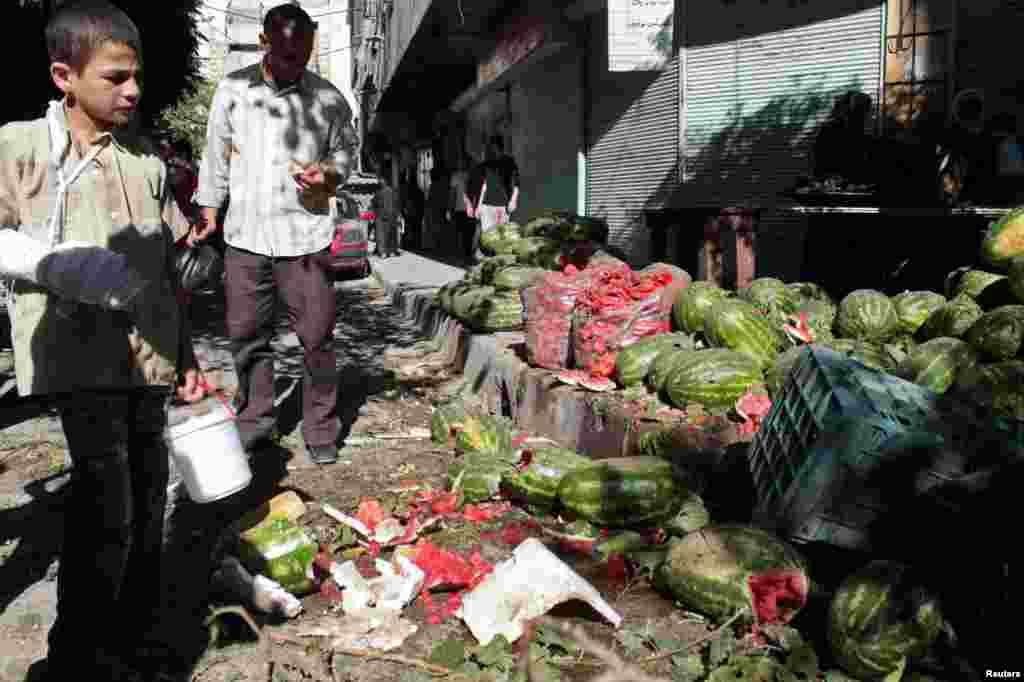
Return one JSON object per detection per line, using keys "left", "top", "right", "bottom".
{"left": 501, "top": 446, "right": 592, "bottom": 509}
{"left": 894, "top": 337, "right": 978, "bottom": 394}
{"left": 738, "top": 277, "right": 801, "bottom": 327}
{"left": 828, "top": 561, "right": 946, "bottom": 680}
{"left": 704, "top": 299, "right": 783, "bottom": 369}
{"left": 663, "top": 348, "right": 764, "bottom": 409}
{"left": 835, "top": 289, "right": 899, "bottom": 342}
{"left": 892, "top": 291, "right": 947, "bottom": 335}
{"left": 655, "top": 525, "right": 809, "bottom": 625}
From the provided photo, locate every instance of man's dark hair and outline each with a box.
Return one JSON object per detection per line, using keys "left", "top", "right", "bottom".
{"left": 263, "top": 3, "right": 316, "bottom": 35}
{"left": 489, "top": 135, "right": 504, "bottom": 152}
{"left": 46, "top": 0, "right": 141, "bottom": 72}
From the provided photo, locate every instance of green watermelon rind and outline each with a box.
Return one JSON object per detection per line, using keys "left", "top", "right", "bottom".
{"left": 964, "top": 304, "right": 1024, "bottom": 360}
{"left": 501, "top": 446, "right": 592, "bottom": 508}
{"left": 835, "top": 289, "right": 900, "bottom": 342}
{"left": 892, "top": 291, "right": 947, "bottom": 335}
{"left": 916, "top": 294, "right": 983, "bottom": 342}
{"left": 1008, "top": 256, "right": 1024, "bottom": 304}
{"left": 828, "top": 561, "right": 946, "bottom": 681}
{"left": 765, "top": 345, "right": 809, "bottom": 399}
{"left": 664, "top": 348, "right": 765, "bottom": 409}
{"left": 672, "top": 281, "right": 730, "bottom": 334}
{"left": 893, "top": 337, "right": 978, "bottom": 394}
{"left": 648, "top": 346, "right": 699, "bottom": 393}
{"left": 655, "top": 524, "right": 808, "bottom": 624}
{"left": 615, "top": 333, "right": 695, "bottom": 388}
{"left": 556, "top": 456, "right": 680, "bottom": 527}
{"left": 703, "top": 299, "right": 783, "bottom": 369}
{"left": 823, "top": 339, "right": 895, "bottom": 372}
{"left": 952, "top": 360, "right": 1024, "bottom": 420}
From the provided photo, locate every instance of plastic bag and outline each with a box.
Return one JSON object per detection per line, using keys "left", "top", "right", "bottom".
{"left": 639, "top": 262, "right": 692, "bottom": 317}
{"left": 522, "top": 271, "right": 589, "bottom": 370}
{"left": 572, "top": 291, "right": 669, "bottom": 377}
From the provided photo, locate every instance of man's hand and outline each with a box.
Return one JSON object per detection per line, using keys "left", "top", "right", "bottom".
{"left": 295, "top": 163, "right": 327, "bottom": 191}
{"left": 188, "top": 207, "right": 220, "bottom": 246}
{"left": 177, "top": 367, "right": 207, "bottom": 403}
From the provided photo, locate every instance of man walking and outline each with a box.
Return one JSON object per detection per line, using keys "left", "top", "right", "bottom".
{"left": 469, "top": 135, "right": 520, "bottom": 259}
{"left": 193, "top": 3, "right": 357, "bottom": 465}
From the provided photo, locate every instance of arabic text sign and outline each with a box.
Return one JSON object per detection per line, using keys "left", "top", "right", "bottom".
{"left": 608, "top": 0, "right": 674, "bottom": 71}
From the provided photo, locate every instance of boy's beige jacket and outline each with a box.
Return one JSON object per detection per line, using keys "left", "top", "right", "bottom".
{"left": 0, "top": 110, "right": 194, "bottom": 397}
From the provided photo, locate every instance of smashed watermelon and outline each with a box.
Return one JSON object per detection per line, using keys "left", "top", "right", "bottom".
{"left": 655, "top": 524, "right": 809, "bottom": 626}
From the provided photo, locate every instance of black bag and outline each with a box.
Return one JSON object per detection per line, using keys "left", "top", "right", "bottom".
{"left": 174, "top": 242, "right": 223, "bottom": 292}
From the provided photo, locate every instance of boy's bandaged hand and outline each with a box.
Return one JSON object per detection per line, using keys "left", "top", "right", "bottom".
{"left": 37, "top": 241, "right": 150, "bottom": 311}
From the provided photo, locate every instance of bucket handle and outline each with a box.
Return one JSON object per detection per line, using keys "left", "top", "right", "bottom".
{"left": 198, "top": 375, "right": 237, "bottom": 418}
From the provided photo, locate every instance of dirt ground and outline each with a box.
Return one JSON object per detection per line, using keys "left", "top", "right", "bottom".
{"left": 0, "top": 279, "right": 740, "bottom": 682}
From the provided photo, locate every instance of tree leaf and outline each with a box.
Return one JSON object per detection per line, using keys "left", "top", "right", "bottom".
{"left": 428, "top": 638, "right": 467, "bottom": 670}
{"left": 614, "top": 627, "right": 648, "bottom": 655}
{"left": 785, "top": 644, "right": 819, "bottom": 681}
{"left": 670, "top": 653, "right": 706, "bottom": 682}
{"left": 474, "top": 635, "right": 515, "bottom": 669}
{"left": 533, "top": 623, "right": 579, "bottom": 656}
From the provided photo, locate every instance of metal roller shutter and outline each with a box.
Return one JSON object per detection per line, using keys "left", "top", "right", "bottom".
{"left": 682, "top": 2, "right": 883, "bottom": 208}
{"left": 585, "top": 10, "right": 680, "bottom": 256}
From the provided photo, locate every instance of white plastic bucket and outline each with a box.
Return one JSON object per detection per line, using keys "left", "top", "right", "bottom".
{"left": 166, "top": 402, "right": 252, "bottom": 503}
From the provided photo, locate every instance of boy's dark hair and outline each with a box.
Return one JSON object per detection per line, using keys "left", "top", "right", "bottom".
{"left": 46, "top": 0, "right": 141, "bottom": 72}
{"left": 263, "top": 3, "right": 316, "bottom": 34}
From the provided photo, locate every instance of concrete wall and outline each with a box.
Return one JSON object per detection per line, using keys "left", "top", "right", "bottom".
{"left": 465, "top": 47, "right": 584, "bottom": 222}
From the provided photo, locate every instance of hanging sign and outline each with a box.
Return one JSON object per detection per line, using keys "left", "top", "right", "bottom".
{"left": 608, "top": 0, "right": 674, "bottom": 71}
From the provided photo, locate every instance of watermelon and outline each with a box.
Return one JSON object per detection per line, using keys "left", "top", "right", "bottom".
{"left": 556, "top": 456, "right": 681, "bottom": 527}
{"left": 1007, "top": 254, "right": 1024, "bottom": 303}
{"left": 824, "top": 338, "right": 895, "bottom": 372}
{"left": 663, "top": 491, "right": 711, "bottom": 536}
{"left": 703, "top": 299, "right": 783, "bottom": 369}
{"left": 647, "top": 345, "right": 698, "bottom": 394}
{"left": 430, "top": 402, "right": 469, "bottom": 445}
{"left": 765, "top": 344, "right": 810, "bottom": 398}
{"left": 672, "top": 281, "right": 730, "bottom": 334}
{"left": 522, "top": 216, "right": 563, "bottom": 238}
{"left": 447, "top": 455, "right": 507, "bottom": 503}
{"left": 453, "top": 414, "right": 515, "bottom": 461}
{"left": 664, "top": 348, "right": 765, "bottom": 409}
{"left": 738, "top": 277, "right": 800, "bottom": 326}
{"left": 828, "top": 561, "right": 946, "bottom": 680}
{"left": 615, "top": 333, "right": 695, "bottom": 388}
{"left": 655, "top": 524, "right": 809, "bottom": 625}
{"left": 578, "top": 375, "right": 616, "bottom": 392}
{"left": 964, "top": 304, "right": 1024, "bottom": 359}
{"left": 916, "top": 293, "right": 984, "bottom": 341}
{"left": 463, "top": 292, "right": 525, "bottom": 332}
{"left": 787, "top": 281, "right": 835, "bottom": 308}
{"left": 450, "top": 285, "right": 496, "bottom": 319}
{"left": 979, "top": 207, "right": 1024, "bottom": 270}
{"left": 492, "top": 266, "right": 545, "bottom": 291}
{"left": 789, "top": 299, "right": 836, "bottom": 344}
{"left": 479, "top": 255, "right": 519, "bottom": 284}
{"left": 835, "top": 289, "right": 899, "bottom": 342}
{"left": 945, "top": 267, "right": 1004, "bottom": 299}
{"left": 479, "top": 223, "right": 523, "bottom": 255}
{"left": 892, "top": 291, "right": 947, "bottom": 335}
{"left": 894, "top": 337, "right": 978, "bottom": 394}
{"left": 952, "top": 360, "right": 1024, "bottom": 419}
{"left": 501, "top": 446, "right": 593, "bottom": 509}
{"left": 510, "top": 236, "right": 558, "bottom": 260}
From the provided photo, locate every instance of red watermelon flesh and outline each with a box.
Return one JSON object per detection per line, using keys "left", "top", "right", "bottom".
{"left": 748, "top": 569, "right": 809, "bottom": 625}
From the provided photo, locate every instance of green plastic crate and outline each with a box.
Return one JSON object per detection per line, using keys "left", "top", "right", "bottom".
{"left": 749, "top": 345, "right": 1024, "bottom": 551}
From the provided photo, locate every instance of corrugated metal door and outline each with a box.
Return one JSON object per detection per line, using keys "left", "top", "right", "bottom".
{"left": 585, "top": 9, "right": 679, "bottom": 256}
{"left": 681, "top": 1, "right": 883, "bottom": 207}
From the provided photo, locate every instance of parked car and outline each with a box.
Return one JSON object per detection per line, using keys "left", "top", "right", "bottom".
{"left": 325, "top": 190, "right": 372, "bottom": 279}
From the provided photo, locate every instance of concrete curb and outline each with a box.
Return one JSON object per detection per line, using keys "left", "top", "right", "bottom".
{"left": 372, "top": 263, "right": 748, "bottom": 461}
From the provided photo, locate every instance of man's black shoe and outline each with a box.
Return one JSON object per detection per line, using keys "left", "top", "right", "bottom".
{"left": 306, "top": 444, "right": 338, "bottom": 465}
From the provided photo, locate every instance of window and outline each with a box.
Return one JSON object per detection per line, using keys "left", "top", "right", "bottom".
{"left": 417, "top": 148, "right": 433, "bottom": 194}
{"left": 882, "top": 0, "right": 956, "bottom": 134}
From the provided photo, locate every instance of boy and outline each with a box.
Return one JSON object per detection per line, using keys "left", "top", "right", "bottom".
{"left": 0, "top": 1, "right": 204, "bottom": 678}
